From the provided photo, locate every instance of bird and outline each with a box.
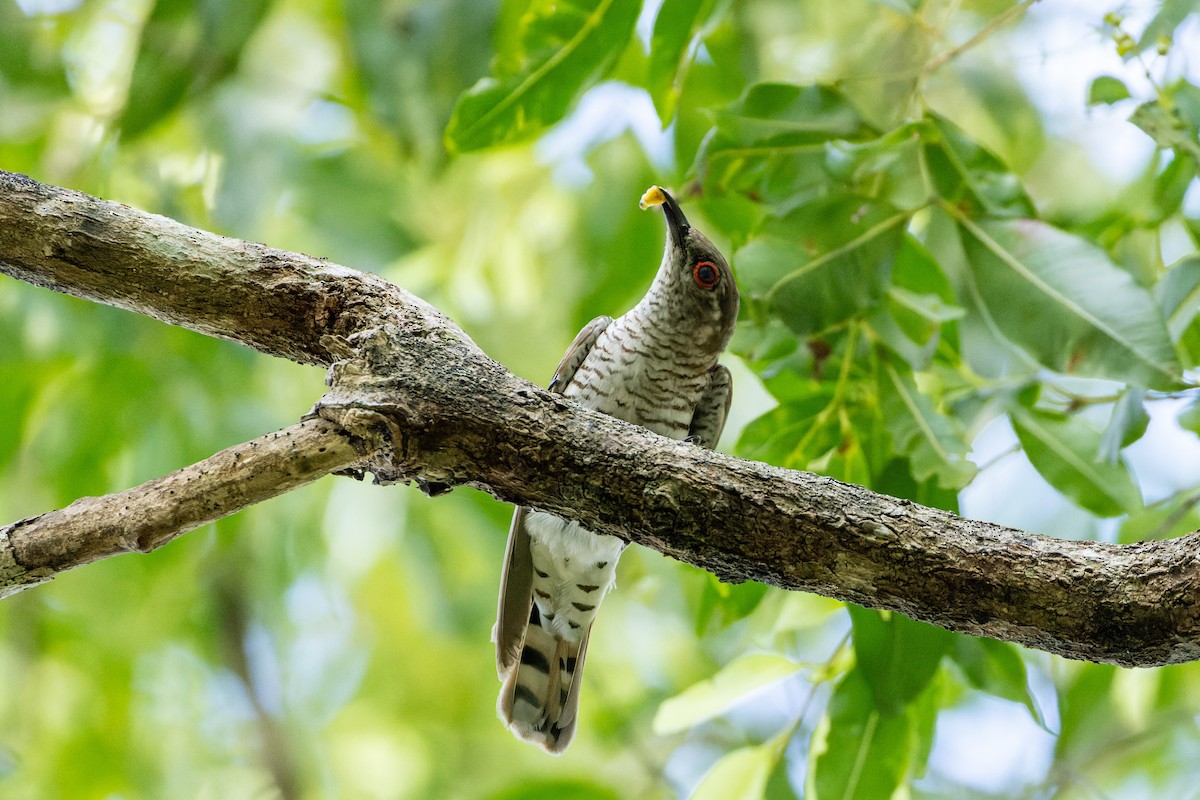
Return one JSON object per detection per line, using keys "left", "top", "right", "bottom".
{"left": 494, "top": 185, "right": 740, "bottom": 753}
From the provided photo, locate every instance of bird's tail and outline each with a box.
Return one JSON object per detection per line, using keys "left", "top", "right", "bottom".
{"left": 497, "top": 602, "right": 588, "bottom": 754}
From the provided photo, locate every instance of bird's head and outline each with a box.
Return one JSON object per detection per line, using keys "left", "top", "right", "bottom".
{"left": 640, "top": 186, "right": 739, "bottom": 349}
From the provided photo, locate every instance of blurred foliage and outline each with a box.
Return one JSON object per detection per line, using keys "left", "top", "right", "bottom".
{"left": 4, "top": 0, "right": 1200, "bottom": 798}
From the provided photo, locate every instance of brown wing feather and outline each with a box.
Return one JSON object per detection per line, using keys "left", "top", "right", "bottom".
{"left": 688, "top": 364, "right": 733, "bottom": 449}
{"left": 495, "top": 507, "right": 534, "bottom": 673}
{"left": 549, "top": 315, "right": 612, "bottom": 392}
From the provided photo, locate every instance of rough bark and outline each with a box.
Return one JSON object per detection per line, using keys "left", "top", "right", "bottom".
{"left": 0, "top": 418, "right": 367, "bottom": 597}
{"left": 2, "top": 169, "right": 1200, "bottom": 668}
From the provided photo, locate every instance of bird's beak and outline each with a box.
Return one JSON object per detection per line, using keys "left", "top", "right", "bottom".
{"left": 659, "top": 188, "right": 690, "bottom": 250}
{"left": 641, "top": 185, "right": 690, "bottom": 250}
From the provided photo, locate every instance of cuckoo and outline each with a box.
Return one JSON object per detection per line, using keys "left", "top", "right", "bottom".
{"left": 494, "top": 186, "right": 740, "bottom": 752}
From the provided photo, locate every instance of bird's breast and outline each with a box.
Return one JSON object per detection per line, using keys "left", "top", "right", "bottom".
{"left": 564, "top": 319, "right": 713, "bottom": 439}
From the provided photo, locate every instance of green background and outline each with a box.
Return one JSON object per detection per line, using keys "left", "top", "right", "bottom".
{"left": 4, "top": 0, "right": 1200, "bottom": 797}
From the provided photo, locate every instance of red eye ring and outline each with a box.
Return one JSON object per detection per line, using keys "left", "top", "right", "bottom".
{"left": 693, "top": 260, "right": 719, "bottom": 289}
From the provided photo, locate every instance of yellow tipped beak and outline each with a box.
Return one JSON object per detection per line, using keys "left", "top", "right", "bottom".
{"left": 639, "top": 185, "right": 667, "bottom": 210}
{"left": 639, "top": 185, "right": 690, "bottom": 248}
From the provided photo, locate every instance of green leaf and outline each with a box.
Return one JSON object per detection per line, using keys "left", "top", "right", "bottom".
{"left": 1155, "top": 254, "right": 1200, "bottom": 367}
{"left": 1177, "top": 396, "right": 1200, "bottom": 437}
{"left": 1118, "top": 491, "right": 1200, "bottom": 542}
{"left": 1097, "top": 387, "right": 1149, "bottom": 462}
{"left": 1010, "top": 406, "right": 1143, "bottom": 517}
{"left": 734, "top": 194, "right": 908, "bottom": 336}
{"left": 696, "top": 83, "right": 874, "bottom": 204}
{"left": 950, "top": 637, "right": 1045, "bottom": 727}
{"left": 848, "top": 606, "right": 952, "bottom": 714}
{"left": 890, "top": 233, "right": 958, "bottom": 306}
{"left": 1171, "top": 80, "right": 1200, "bottom": 131}
{"left": 653, "top": 653, "right": 803, "bottom": 734}
{"left": 646, "top": 0, "right": 725, "bottom": 125}
{"left": 694, "top": 189, "right": 767, "bottom": 246}
{"left": 923, "top": 114, "right": 1035, "bottom": 217}
{"left": 1134, "top": 0, "right": 1196, "bottom": 56}
{"left": 922, "top": 208, "right": 1038, "bottom": 380}
{"left": 341, "top": 0, "right": 499, "bottom": 155}
{"left": 694, "top": 575, "right": 771, "bottom": 633}
{"left": 1130, "top": 99, "right": 1200, "bottom": 163}
{"left": 908, "top": 667, "right": 941, "bottom": 779}
{"left": 119, "top": 0, "right": 274, "bottom": 139}
{"left": 871, "top": 288, "right": 964, "bottom": 369}
{"left": 0, "top": 4, "right": 69, "bottom": 97}
{"left": 956, "top": 216, "right": 1181, "bottom": 390}
{"left": 809, "top": 422, "right": 874, "bottom": 487}
{"left": 728, "top": 317, "right": 804, "bottom": 374}
{"left": 877, "top": 361, "right": 976, "bottom": 489}
{"left": 1184, "top": 216, "right": 1200, "bottom": 251}
{"left": 692, "top": 745, "right": 776, "bottom": 800}
{"left": 873, "top": 457, "right": 961, "bottom": 513}
{"left": 823, "top": 121, "right": 929, "bottom": 210}
{"left": 807, "top": 668, "right": 914, "bottom": 800}
{"left": 1055, "top": 663, "right": 1117, "bottom": 761}
{"left": 0, "top": 358, "right": 60, "bottom": 471}
{"left": 736, "top": 391, "right": 835, "bottom": 470}
{"left": 869, "top": 235, "right": 963, "bottom": 368}
{"left": 1087, "top": 75, "right": 1131, "bottom": 106}
{"left": 1148, "top": 152, "right": 1196, "bottom": 224}
{"left": 444, "top": 0, "right": 640, "bottom": 152}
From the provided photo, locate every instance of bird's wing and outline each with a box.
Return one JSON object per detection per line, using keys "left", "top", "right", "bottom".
{"left": 688, "top": 364, "right": 733, "bottom": 449}
{"left": 549, "top": 315, "right": 612, "bottom": 393}
{"left": 494, "top": 506, "right": 534, "bottom": 673}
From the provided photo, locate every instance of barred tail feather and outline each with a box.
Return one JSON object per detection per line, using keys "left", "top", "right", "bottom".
{"left": 497, "top": 602, "right": 587, "bottom": 754}
{"left": 495, "top": 508, "right": 617, "bottom": 753}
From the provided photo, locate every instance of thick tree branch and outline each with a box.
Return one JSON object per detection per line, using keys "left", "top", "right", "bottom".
{"left": 3, "top": 169, "right": 1200, "bottom": 667}
{"left": 0, "top": 170, "right": 458, "bottom": 366}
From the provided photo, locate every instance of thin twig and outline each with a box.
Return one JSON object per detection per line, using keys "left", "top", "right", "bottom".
{"left": 922, "top": 0, "right": 1041, "bottom": 76}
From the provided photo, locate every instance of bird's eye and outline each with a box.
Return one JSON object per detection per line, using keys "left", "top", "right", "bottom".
{"left": 693, "top": 261, "right": 719, "bottom": 289}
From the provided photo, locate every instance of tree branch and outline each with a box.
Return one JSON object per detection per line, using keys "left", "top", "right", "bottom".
{"left": 0, "top": 170, "right": 456, "bottom": 366}
{"left": 0, "top": 418, "right": 369, "bottom": 597}
{"left": 3, "top": 169, "right": 1200, "bottom": 668}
